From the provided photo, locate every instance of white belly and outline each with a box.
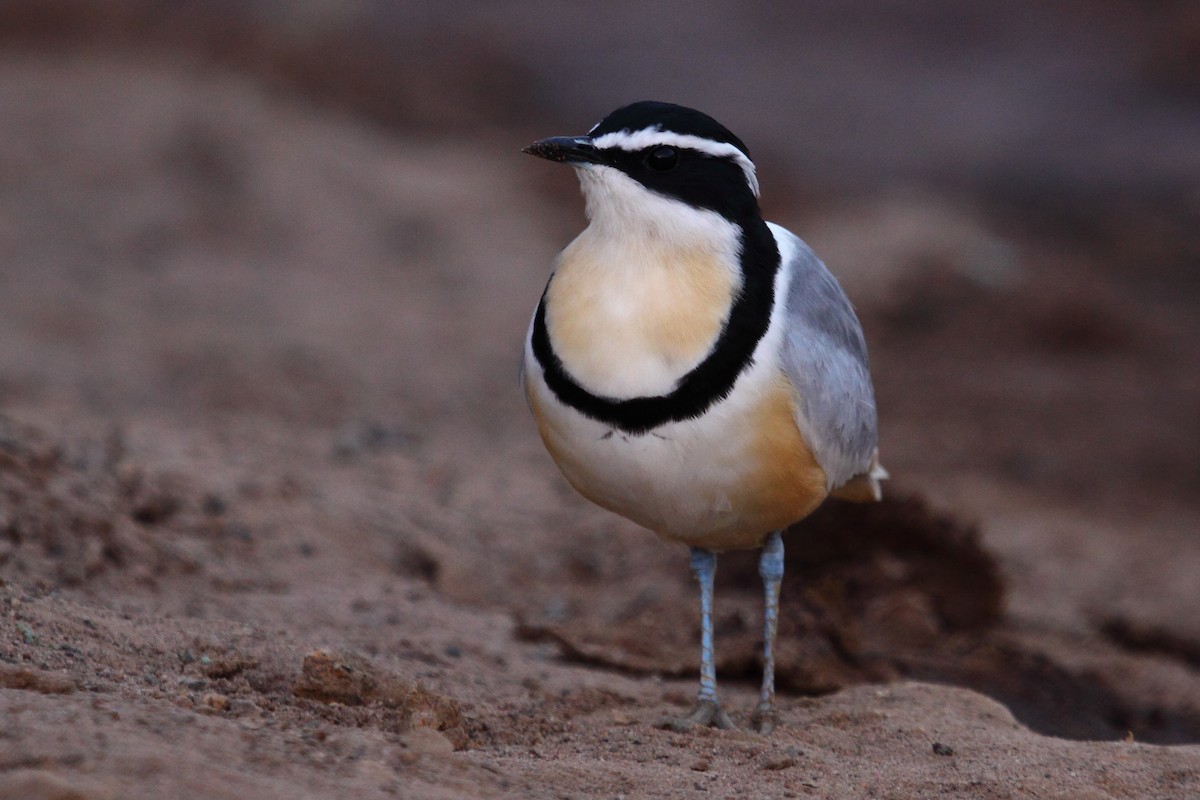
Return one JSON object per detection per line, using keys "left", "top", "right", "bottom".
{"left": 523, "top": 354, "right": 827, "bottom": 551}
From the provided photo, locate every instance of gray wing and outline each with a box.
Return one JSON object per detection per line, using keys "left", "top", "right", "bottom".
{"left": 771, "top": 223, "right": 880, "bottom": 492}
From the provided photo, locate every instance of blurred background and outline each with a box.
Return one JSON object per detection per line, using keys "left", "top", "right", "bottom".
{"left": 2, "top": 0, "right": 1200, "bottom": 764}
{"left": 7, "top": 0, "right": 1200, "bottom": 189}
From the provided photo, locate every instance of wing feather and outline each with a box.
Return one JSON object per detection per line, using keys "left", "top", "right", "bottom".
{"left": 769, "top": 223, "right": 882, "bottom": 495}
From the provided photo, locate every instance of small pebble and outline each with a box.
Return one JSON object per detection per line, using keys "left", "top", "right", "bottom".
{"left": 690, "top": 759, "right": 710, "bottom": 772}
{"left": 761, "top": 754, "right": 796, "bottom": 771}
{"left": 201, "top": 493, "right": 227, "bottom": 516}
{"left": 201, "top": 693, "right": 230, "bottom": 712}
{"left": 932, "top": 741, "right": 954, "bottom": 756}
{"left": 18, "top": 623, "right": 38, "bottom": 645}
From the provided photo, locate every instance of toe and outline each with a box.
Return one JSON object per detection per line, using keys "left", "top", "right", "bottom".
{"left": 656, "top": 700, "right": 734, "bottom": 732}
{"left": 750, "top": 703, "right": 776, "bottom": 735}
{"left": 712, "top": 706, "right": 736, "bottom": 730}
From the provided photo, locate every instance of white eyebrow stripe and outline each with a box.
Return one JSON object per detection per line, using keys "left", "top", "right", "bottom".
{"left": 590, "top": 127, "right": 760, "bottom": 197}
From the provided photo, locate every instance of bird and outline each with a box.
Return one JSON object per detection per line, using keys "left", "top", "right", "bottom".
{"left": 521, "top": 101, "right": 885, "bottom": 734}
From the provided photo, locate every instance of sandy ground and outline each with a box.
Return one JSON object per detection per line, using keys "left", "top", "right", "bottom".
{"left": 2, "top": 15, "right": 1200, "bottom": 800}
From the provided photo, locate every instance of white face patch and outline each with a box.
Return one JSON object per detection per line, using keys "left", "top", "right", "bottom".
{"left": 589, "top": 126, "right": 760, "bottom": 198}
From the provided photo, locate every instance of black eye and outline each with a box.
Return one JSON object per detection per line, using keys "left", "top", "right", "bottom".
{"left": 644, "top": 145, "right": 679, "bottom": 171}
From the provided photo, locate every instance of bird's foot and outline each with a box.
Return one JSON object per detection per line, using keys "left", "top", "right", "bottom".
{"left": 750, "top": 701, "right": 776, "bottom": 735}
{"left": 656, "top": 700, "right": 735, "bottom": 733}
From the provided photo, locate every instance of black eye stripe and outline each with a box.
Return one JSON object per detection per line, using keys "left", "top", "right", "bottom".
{"left": 588, "top": 142, "right": 759, "bottom": 220}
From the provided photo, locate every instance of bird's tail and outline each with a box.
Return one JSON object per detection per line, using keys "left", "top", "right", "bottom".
{"left": 829, "top": 449, "right": 888, "bottom": 502}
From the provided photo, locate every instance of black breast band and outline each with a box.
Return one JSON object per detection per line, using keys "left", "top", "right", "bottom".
{"left": 530, "top": 220, "right": 779, "bottom": 435}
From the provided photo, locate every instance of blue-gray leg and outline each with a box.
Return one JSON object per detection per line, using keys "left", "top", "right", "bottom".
{"left": 752, "top": 530, "right": 785, "bottom": 734}
{"left": 657, "top": 547, "right": 734, "bottom": 731}
{"left": 692, "top": 547, "right": 719, "bottom": 704}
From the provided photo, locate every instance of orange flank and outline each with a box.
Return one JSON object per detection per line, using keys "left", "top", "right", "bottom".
{"left": 723, "top": 374, "right": 828, "bottom": 543}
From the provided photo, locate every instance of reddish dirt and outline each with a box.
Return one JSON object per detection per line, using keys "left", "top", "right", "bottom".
{"left": 2, "top": 5, "right": 1200, "bottom": 798}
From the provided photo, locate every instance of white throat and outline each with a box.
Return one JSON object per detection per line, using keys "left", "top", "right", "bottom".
{"left": 574, "top": 164, "right": 740, "bottom": 257}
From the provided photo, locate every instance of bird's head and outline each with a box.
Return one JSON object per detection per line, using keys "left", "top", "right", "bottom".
{"left": 524, "top": 101, "right": 761, "bottom": 240}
